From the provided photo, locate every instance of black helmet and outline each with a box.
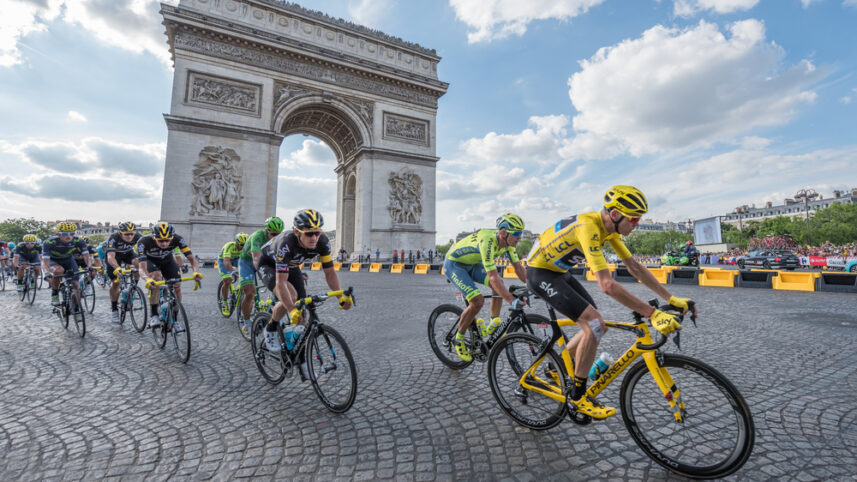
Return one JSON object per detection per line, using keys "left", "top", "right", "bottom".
{"left": 294, "top": 209, "right": 324, "bottom": 231}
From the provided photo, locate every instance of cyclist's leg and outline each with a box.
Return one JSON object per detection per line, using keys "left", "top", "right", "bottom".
{"left": 161, "top": 257, "right": 182, "bottom": 302}
{"left": 218, "top": 259, "right": 232, "bottom": 299}
{"left": 238, "top": 257, "right": 257, "bottom": 319}
{"left": 444, "top": 259, "right": 484, "bottom": 333}
{"left": 146, "top": 260, "right": 165, "bottom": 307}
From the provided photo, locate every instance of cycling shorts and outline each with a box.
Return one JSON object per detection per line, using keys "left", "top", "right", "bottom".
{"left": 49, "top": 257, "right": 79, "bottom": 275}
{"left": 527, "top": 266, "right": 597, "bottom": 321}
{"left": 219, "top": 257, "right": 238, "bottom": 279}
{"left": 146, "top": 257, "right": 180, "bottom": 282}
{"left": 257, "top": 256, "right": 306, "bottom": 299}
{"left": 444, "top": 259, "right": 490, "bottom": 302}
{"left": 17, "top": 252, "right": 40, "bottom": 265}
{"left": 238, "top": 256, "right": 257, "bottom": 288}
{"left": 107, "top": 253, "right": 137, "bottom": 281}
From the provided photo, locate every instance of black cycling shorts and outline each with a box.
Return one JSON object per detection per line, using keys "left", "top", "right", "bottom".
{"left": 146, "top": 257, "right": 180, "bottom": 281}
{"left": 49, "top": 257, "right": 79, "bottom": 275}
{"left": 107, "top": 253, "right": 137, "bottom": 281}
{"left": 527, "top": 266, "right": 597, "bottom": 321}
{"left": 17, "top": 252, "right": 40, "bottom": 265}
{"left": 256, "top": 261, "right": 306, "bottom": 300}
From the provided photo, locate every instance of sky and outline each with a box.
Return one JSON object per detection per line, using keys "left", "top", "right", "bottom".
{"left": 1, "top": 0, "right": 855, "bottom": 243}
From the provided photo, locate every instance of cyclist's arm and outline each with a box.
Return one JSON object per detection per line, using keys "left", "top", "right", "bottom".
{"left": 593, "top": 269, "right": 656, "bottom": 317}
{"left": 623, "top": 255, "right": 671, "bottom": 300}
{"left": 107, "top": 251, "right": 118, "bottom": 270}
{"left": 486, "top": 269, "right": 515, "bottom": 303}
{"left": 512, "top": 260, "right": 526, "bottom": 283}
{"left": 186, "top": 253, "right": 200, "bottom": 273}
{"left": 223, "top": 257, "right": 234, "bottom": 271}
{"left": 479, "top": 233, "right": 515, "bottom": 303}
{"left": 251, "top": 250, "right": 263, "bottom": 269}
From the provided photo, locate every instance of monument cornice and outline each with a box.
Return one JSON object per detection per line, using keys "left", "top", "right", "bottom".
{"left": 335, "top": 147, "right": 440, "bottom": 173}
{"left": 162, "top": 4, "right": 448, "bottom": 100}
{"left": 164, "top": 114, "right": 284, "bottom": 144}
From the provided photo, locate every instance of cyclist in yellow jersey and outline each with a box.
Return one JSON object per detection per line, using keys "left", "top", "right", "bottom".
{"left": 527, "top": 185, "right": 698, "bottom": 419}
{"left": 444, "top": 213, "right": 527, "bottom": 362}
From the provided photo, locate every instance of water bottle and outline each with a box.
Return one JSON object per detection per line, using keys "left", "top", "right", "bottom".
{"left": 588, "top": 352, "right": 614, "bottom": 381}
{"left": 159, "top": 300, "right": 170, "bottom": 321}
{"left": 283, "top": 324, "right": 306, "bottom": 351}
{"left": 120, "top": 289, "right": 127, "bottom": 304}
{"left": 489, "top": 316, "right": 502, "bottom": 334}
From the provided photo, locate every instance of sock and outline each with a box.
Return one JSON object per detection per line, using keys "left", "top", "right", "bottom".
{"left": 456, "top": 331, "right": 466, "bottom": 341}
{"left": 266, "top": 322, "right": 278, "bottom": 332}
{"left": 111, "top": 301, "right": 118, "bottom": 311}
{"left": 52, "top": 289, "right": 58, "bottom": 296}
{"left": 571, "top": 376, "right": 588, "bottom": 401}
{"left": 151, "top": 304, "right": 158, "bottom": 315}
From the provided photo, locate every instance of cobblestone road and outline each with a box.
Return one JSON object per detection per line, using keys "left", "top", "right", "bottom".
{"left": 1, "top": 270, "right": 856, "bottom": 481}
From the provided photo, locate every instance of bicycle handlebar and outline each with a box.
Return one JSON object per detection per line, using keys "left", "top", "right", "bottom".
{"left": 151, "top": 274, "right": 203, "bottom": 291}
{"left": 633, "top": 299, "right": 697, "bottom": 350}
{"left": 295, "top": 286, "right": 355, "bottom": 308}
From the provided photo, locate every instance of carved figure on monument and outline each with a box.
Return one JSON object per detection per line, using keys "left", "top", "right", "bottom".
{"left": 190, "top": 146, "right": 243, "bottom": 217}
{"left": 387, "top": 168, "right": 422, "bottom": 225}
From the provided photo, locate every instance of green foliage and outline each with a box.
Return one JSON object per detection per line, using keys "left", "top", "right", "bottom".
{"left": 515, "top": 238, "right": 533, "bottom": 259}
{"left": 435, "top": 239, "right": 454, "bottom": 257}
{"left": 86, "top": 234, "right": 108, "bottom": 245}
{"left": 0, "top": 218, "right": 54, "bottom": 243}
{"left": 623, "top": 230, "right": 693, "bottom": 255}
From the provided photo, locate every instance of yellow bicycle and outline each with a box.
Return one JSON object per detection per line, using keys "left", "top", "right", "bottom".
{"left": 486, "top": 301, "right": 754, "bottom": 479}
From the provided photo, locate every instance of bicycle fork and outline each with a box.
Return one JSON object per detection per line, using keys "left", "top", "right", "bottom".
{"left": 642, "top": 351, "right": 686, "bottom": 423}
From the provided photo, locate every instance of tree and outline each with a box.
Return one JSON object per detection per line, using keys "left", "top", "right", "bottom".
{"left": 515, "top": 239, "right": 534, "bottom": 259}
{"left": 623, "top": 230, "right": 692, "bottom": 255}
{"left": 435, "top": 239, "right": 454, "bottom": 257}
{"left": 0, "top": 218, "right": 53, "bottom": 243}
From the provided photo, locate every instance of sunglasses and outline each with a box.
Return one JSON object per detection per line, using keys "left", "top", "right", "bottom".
{"left": 626, "top": 217, "right": 641, "bottom": 225}
{"left": 59, "top": 232, "right": 75, "bottom": 236}
{"left": 507, "top": 230, "right": 523, "bottom": 237}
{"left": 300, "top": 230, "right": 323, "bottom": 238}
{"left": 155, "top": 238, "right": 173, "bottom": 243}
{"left": 121, "top": 231, "right": 135, "bottom": 236}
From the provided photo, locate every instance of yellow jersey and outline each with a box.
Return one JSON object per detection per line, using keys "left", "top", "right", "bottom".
{"left": 526, "top": 212, "right": 632, "bottom": 273}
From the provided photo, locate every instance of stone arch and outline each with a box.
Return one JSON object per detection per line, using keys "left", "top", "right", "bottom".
{"left": 272, "top": 95, "right": 373, "bottom": 162}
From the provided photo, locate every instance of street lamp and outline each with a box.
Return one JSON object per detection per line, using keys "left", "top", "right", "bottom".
{"left": 794, "top": 188, "right": 819, "bottom": 224}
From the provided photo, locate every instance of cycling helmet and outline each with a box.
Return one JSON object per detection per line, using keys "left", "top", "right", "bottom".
{"left": 153, "top": 222, "right": 174, "bottom": 240}
{"left": 264, "top": 216, "right": 285, "bottom": 234}
{"left": 294, "top": 209, "right": 324, "bottom": 230}
{"left": 22, "top": 234, "right": 37, "bottom": 243}
{"left": 686, "top": 240, "right": 693, "bottom": 246}
{"left": 496, "top": 213, "right": 525, "bottom": 232}
{"left": 235, "top": 232, "right": 249, "bottom": 246}
{"left": 81, "top": 235, "right": 89, "bottom": 241}
{"left": 603, "top": 185, "right": 648, "bottom": 217}
{"left": 8, "top": 242, "right": 15, "bottom": 249}
{"left": 118, "top": 221, "right": 136, "bottom": 233}
{"left": 56, "top": 222, "right": 78, "bottom": 232}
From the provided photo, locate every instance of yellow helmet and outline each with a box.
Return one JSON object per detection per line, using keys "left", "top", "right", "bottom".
{"left": 603, "top": 185, "right": 648, "bottom": 217}
{"left": 153, "top": 222, "right": 174, "bottom": 240}
{"left": 22, "top": 234, "right": 37, "bottom": 243}
{"left": 56, "top": 222, "right": 78, "bottom": 233}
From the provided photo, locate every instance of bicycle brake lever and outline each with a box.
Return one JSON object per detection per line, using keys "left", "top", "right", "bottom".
{"left": 673, "top": 331, "right": 681, "bottom": 350}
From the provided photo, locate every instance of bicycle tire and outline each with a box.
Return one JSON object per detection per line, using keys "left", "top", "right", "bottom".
{"left": 71, "top": 292, "right": 86, "bottom": 338}
{"left": 427, "top": 304, "right": 472, "bottom": 370}
{"left": 170, "top": 302, "right": 191, "bottom": 363}
{"left": 620, "top": 354, "right": 755, "bottom": 479}
{"left": 487, "top": 332, "right": 567, "bottom": 430}
{"left": 19, "top": 272, "right": 27, "bottom": 302}
{"left": 216, "top": 280, "right": 235, "bottom": 318}
{"left": 59, "top": 289, "right": 70, "bottom": 329}
{"left": 82, "top": 276, "right": 96, "bottom": 314}
{"left": 26, "top": 273, "right": 37, "bottom": 305}
{"left": 0, "top": 271, "right": 5, "bottom": 291}
{"left": 236, "top": 292, "right": 253, "bottom": 342}
{"left": 251, "top": 312, "right": 286, "bottom": 385}
{"left": 152, "top": 308, "right": 167, "bottom": 349}
{"left": 306, "top": 325, "right": 357, "bottom": 413}
{"left": 127, "top": 287, "right": 147, "bottom": 332}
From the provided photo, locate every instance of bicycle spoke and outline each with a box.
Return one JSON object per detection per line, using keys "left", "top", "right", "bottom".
{"left": 307, "top": 326, "right": 357, "bottom": 413}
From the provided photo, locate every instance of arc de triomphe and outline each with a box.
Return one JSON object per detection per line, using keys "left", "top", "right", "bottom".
{"left": 159, "top": 0, "right": 448, "bottom": 257}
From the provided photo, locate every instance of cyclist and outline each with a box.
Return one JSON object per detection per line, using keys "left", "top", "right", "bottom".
{"left": 13, "top": 234, "right": 42, "bottom": 291}
{"left": 217, "top": 232, "right": 248, "bottom": 315}
{"left": 137, "top": 222, "right": 202, "bottom": 328}
{"left": 105, "top": 222, "right": 142, "bottom": 324}
{"left": 0, "top": 236, "right": 9, "bottom": 276}
{"left": 42, "top": 223, "right": 93, "bottom": 306}
{"left": 444, "top": 213, "right": 527, "bottom": 362}
{"left": 237, "top": 216, "right": 284, "bottom": 334}
{"left": 257, "top": 209, "right": 352, "bottom": 376}
{"left": 526, "top": 185, "right": 697, "bottom": 419}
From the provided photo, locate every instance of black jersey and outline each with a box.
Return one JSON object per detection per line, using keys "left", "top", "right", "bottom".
{"left": 15, "top": 243, "right": 42, "bottom": 258}
{"left": 106, "top": 231, "right": 141, "bottom": 255}
{"left": 261, "top": 232, "right": 333, "bottom": 272}
{"left": 42, "top": 236, "right": 88, "bottom": 260}
{"left": 136, "top": 234, "right": 191, "bottom": 261}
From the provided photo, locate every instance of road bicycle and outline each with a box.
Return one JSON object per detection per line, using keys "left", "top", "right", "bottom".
{"left": 18, "top": 263, "right": 39, "bottom": 305}
{"left": 235, "top": 276, "right": 274, "bottom": 341}
{"left": 251, "top": 287, "right": 357, "bottom": 413}
{"left": 115, "top": 268, "right": 147, "bottom": 332}
{"left": 217, "top": 270, "right": 241, "bottom": 318}
{"left": 427, "top": 285, "right": 551, "bottom": 370}
{"left": 76, "top": 267, "right": 98, "bottom": 314}
{"left": 47, "top": 270, "right": 88, "bottom": 338}
{"left": 486, "top": 300, "right": 754, "bottom": 479}
{"left": 149, "top": 275, "right": 201, "bottom": 363}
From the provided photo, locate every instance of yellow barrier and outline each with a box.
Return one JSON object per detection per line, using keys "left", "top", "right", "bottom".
{"left": 772, "top": 272, "right": 819, "bottom": 292}
{"left": 585, "top": 265, "right": 616, "bottom": 281}
{"left": 414, "top": 264, "right": 430, "bottom": 274}
{"left": 440, "top": 265, "right": 445, "bottom": 276}
{"left": 369, "top": 263, "right": 381, "bottom": 273}
{"left": 333, "top": 262, "right": 342, "bottom": 271}
{"left": 349, "top": 263, "right": 361, "bottom": 272}
{"left": 311, "top": 262, "right": 321, "bottom": 271}
{"left": 644, "top": 267, "right": 669, "bottom": 284}
{"left": 503, "top": 265, "right": 516, "bottom": 278}
{"left": 391, "top": 263, "right": 404, "bottom": 273}
{"left": 698, "top": 269, "right": 737, "bottom": 287}
{"left": 213, "top": 261, "right": 218, "bottom": 269}
{"left": 299, "top": 263, "right": 304, "bottom": 270}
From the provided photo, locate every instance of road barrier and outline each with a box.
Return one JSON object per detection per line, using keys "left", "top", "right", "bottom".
{"left": 568, "top": 266, "right": 586, "bottom": 280}
{"left": 391, "top": 263, "right": 404, "bottom": 273}
{"left": 736, "top": 270, "right": 774, "bottom": 289}
{"left": 333, "top": 262, "right": 342, "bottom": 271}
{"left": 699, "top": 269, "right": 738, "bottom": 287}
{"left": 349, "top": 263, "right": 362, "bottom": 272}
{"left": 816, "top": 272, "right": 857, "bottom": 293}
{"left": 414, "top": 264, "right": 430, "bottom": 274}
{"left": 612, "top": 265, "right": 636, "bottom": 283}
{"left": 668, "top": 268, "right": 699, "bottom": 285}
{"left": 645, "top": 267, "right": 670, "bottom": 284}
{"left": 311, "top": 262, "right": 321, "bottom": 271}
{"left": 586, "top": 264, "right": 616, "bottom": 281}
{"left": 369, "top": 263, "right": 381, "bottom": 273}
{"left": 772, "top": 272, "right": 819, "bottom": 292}
{"left": 503, "top": 265, "right": 517, "bottom": 278}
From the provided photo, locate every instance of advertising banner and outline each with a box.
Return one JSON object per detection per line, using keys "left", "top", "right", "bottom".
{"left": 694, "top": 217, "right": 722, "bottom": 245}
{"left": 809, "top": 256, "right": 827, "bottom": 267}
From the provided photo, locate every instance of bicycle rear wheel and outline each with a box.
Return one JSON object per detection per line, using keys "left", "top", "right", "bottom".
{"left": 306, "top": 325, "right": 357, "bottom": 413}
{"left": 19, "top": 273, "right": 27, "bottom": 302}
{"left": 251, "top": 313, "right": 286, "bottom": 385}
{"left": 26, "top": 273, "right": 37, "bottom": 305}
{"left": 127, "top": 287, "right": 147, "bottom": 332}
{"left": 169, "top": 303, "right": 191, "bottom": 363}
{"left": 235, "top": 294, "right": 253, "bottom": 342}
{"left": 216, "top": 280, "right": 235, "bottom": 318}
{"left": 620, "top": 354, "right": 755, "bottom": 479}
{"left": 81, "top": 276, "right": 96, "bottom": 313}
{"left": 487, "top": 332, "right": 567, "bottom": 430}
{"left": 0, "top": 271, "right": 5, "bottom": 291}
{"left": 71, "top": 292, "right": 86, "bottom": 337}
{"left": 427, "top": 304, "right": 472, "bottom": 370}
{"left": 152, "top": 311, "right": 167, "bottom": 348}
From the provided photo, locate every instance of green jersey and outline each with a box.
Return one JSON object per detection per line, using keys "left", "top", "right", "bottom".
{"left": 239, "top": 229, "right": 268, "bottom": 261}
{"left": 445, "top": 229, "right": 519, "bottom": 271}
{"left": 218, "top": 241, "right": 242, "bottom": 260}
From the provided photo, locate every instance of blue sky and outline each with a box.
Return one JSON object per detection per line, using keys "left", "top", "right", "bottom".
{"left": 1, "top": 0, "right": 855, "bottom": 242}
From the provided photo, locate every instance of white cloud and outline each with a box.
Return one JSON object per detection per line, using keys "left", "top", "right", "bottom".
{"left": 279, "top": 139, "right": 336, "bottom": 169}
{"left": 0, "top": 0, "right": 63, "bottom": 67}
{"left": 67, "top": 110, "right": 87, "bottom": 122}
{"left": 800, "top": 0, "right": 823, "bottom": 7}
{"left": 1, "top": 137, "right": 165, "bottom": 177}
{"left": 674, "top": 0, "right": 759, "bottom": 17}
{"left": 449, "top": 0, "right": 606, "bottom": 43}
{"left": 461, "top": 115, "right": 569, "bottom": 163}
{"left": 846, "top": 0, "right": 857, "bottom": 8}
{"left": 842, "top": 96, "right": 853, "bottom": 104}
{"left": 738, "top": 136, "right": 772, "bottom": 149}
{"left": 347, "top": 0, "right": 393, "bottom": 29}
{"left": 568, "top": 19, "right": 825, "bottom": 156}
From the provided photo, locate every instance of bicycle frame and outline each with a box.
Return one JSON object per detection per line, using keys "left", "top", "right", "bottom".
{"left": 517, "top": 310, "right": 686, "bottom": 423}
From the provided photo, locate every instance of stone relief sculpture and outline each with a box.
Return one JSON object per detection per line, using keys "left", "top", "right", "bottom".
{"left": 383, "top": 113, "right": 427, "bottom": 144}
{"left": 188, "top": 72, "right": 260, "bottom": 114}
{"left": 388, "top": 168, "right": 422, "bottom": 225}
{"left": 190, "top": 146, "right": 243, "bottom": 217}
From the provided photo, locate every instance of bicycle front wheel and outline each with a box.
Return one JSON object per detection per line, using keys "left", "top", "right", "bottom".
{"left": 169, "top": 303, "right": 191, "bottom": 363}
{"left": 427, "top": 304, "right": 472, "bottom": 370}
{"left": 251, "top": 313, "right": 286, "bottom": 385}
{"left": 216, "top": 280, "right": 233, "bottom": 318}
{"left": 26, "top": 274, "right": 37, "bottom": 305}
{"left": 127, "top": 287, "right": 147, "bottom": 332}
{"left": 306, "top": 325, "right": 357, "bottom": 413}
{"left": 81, "top": 277, "right": 96, "bottom": 313}
{"left": 19, "top": 274, "right": 27, "bottom": 302}
{"left": 71, "top": 292, "right": 86, "bottom": 338}
{"left": 620, "top": 354, "right": 755, "bottom": 479}
{"left": 487, "top": 332, "right": 567, "bottom": 430}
